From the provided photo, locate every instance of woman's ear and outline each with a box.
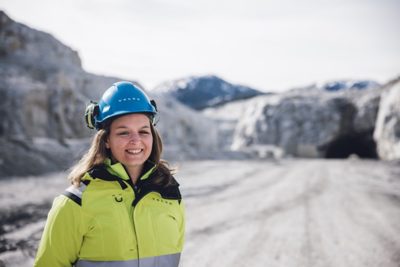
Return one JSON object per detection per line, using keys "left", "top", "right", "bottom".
{"left": 105, "top": 136, "right": 110, "bottom": 149}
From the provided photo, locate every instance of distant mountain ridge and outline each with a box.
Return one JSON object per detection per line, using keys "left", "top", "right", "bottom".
{"left": 288, "top": 79, "right": 381, "bottom": 94}
{"left": 318, "top": 80, "right": 380, "bottom": 92}
{"left": 153, "top": 75, "right": 265, "bottom": 110}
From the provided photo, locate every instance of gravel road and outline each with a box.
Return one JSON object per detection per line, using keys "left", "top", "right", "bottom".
{"left": 179, "top": 159, "right": 400, "bottom": 267}
{"left": 1, "top": 159, "right": 399, "bottom": 267}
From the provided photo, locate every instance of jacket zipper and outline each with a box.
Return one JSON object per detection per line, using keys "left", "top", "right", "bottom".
{"left": 123, "top": 180, "right": 141, "bottom": 262}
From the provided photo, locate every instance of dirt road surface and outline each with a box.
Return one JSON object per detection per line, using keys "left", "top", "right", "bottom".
{"left": 179, "top": 159, "right": 400, "bottom": 267}
{"left": 1, "top": 159, "right": 400, "bottom": 267}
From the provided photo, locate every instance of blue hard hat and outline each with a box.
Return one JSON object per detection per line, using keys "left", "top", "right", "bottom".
{"left": 85, "top": 81, "right": 158, "bottom": 129}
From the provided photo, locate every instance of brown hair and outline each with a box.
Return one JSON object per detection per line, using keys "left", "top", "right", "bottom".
{"left": 68, "top": 117, "right": 174, "bottom": 186}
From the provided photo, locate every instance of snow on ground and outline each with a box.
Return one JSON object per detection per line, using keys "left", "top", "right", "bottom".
{"left": 1, "top": 159, "right": 400, "bottom": 267}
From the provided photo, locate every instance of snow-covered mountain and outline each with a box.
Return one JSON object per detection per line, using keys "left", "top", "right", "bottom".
{"left": 153, "top": 75, "right": 264, "bottom": 110}
{"left": 288, "top": 80, "right": 381, "bottom": 94}
{"left": 318, "top": 80, "right": 381, "bottom": 92}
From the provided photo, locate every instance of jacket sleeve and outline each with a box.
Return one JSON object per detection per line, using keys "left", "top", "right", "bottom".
{"left": 34, "top": 195, "right": 84, "bottom": 267}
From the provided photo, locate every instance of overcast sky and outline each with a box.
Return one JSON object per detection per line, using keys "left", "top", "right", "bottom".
{"left": 1, "top": 0, "right": 399, "bottom": 92}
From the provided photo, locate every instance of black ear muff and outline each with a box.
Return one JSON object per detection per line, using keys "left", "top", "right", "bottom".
{"left": 150, "top": 99, "right": 159, "bottom": 126}
{"left": 85, "top": 101, "right": 99, "bottom": 129}
{"left": 150, "top": 99, "right": 158, "bottom": 112}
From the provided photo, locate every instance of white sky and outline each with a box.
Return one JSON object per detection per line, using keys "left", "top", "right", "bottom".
{"left": 1, "top": 0, "right": 399, "bottom": 92}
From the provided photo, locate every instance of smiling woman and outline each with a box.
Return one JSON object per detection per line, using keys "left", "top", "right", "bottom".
{"left": 33, "top": 81, "right": 185, "bottom": 267}
{"left": 106, "top": 114, "right": 154, "bottom": 183}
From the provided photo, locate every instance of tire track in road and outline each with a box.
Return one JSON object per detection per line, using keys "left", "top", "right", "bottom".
{"left": 300, "top": 162, "right": 334, "bottom": 267}
{"left": 301, "top": 160, "right": 400, "bottom": 267}
{"left": 331, "top": 161, "right": 400, "bottom": 266}
{"left": 187, "top": 162, "right": 304, "bottom": 237}
{"left": 228, "top": 160, "right": 331, "bottom": 267}
{"left": 185, "top": 161, "right": 331, "bottom": 267}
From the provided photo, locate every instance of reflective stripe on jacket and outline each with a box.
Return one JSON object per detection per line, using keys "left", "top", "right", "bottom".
{"left": 75, "top": 253, "right": 180, "bottom": 267}
{"left": 34, "top": 159, "right": 185, "bottom": 267}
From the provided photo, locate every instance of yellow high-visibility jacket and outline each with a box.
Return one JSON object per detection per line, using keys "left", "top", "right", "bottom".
{"left": 34, "top": 159, "right": 185, "bottom": 267}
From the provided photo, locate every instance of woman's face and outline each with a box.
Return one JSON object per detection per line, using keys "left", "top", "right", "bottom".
{"left": 106, "top": 113, "right": 153, "bottom": 172}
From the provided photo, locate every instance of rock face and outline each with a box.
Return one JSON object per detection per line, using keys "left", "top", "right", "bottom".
{"left": 0, "top": 11, "right": 118, "bottom": 141}
{"left": 0, "top": 11, "right": 118, "bottom": 176}
{"left": 154, "top": 96, "right": 219, "bottom": 160}
{"left": 374, "top": 78, "right": 400, "bottom": 160}
{"left": 231, "top": 86, "right": 383, "bottom": 158}
{"left": 153, "top": 75, "right": 264, "bottom": 110}
{"left": 0, "top": 11, "right": 219, "bottom": 177}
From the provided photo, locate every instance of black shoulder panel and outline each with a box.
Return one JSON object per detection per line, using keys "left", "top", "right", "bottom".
{"left": 62, "top": 182, "right": 90, "bottom": 206}
{"left": 63, "top": 191, "right": 82, "bottom": 206}
{"left": 158, "top": 182, "right": 182, "bottom": 200}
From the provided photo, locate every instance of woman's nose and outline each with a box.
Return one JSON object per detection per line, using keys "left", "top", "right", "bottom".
{"left": 129, "top": 132, "right": 140, "bottom": 143}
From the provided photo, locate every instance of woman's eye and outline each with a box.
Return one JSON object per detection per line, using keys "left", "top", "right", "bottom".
{"left": 117, "top": 132, "right": 129, "bottom": 136}
{"left": 140, "top": 131, "right": 150, "bottom": 135}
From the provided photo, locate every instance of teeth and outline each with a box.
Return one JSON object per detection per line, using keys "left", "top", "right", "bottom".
{"left": 127, "top": 149, "right": 142, "bottom": 154}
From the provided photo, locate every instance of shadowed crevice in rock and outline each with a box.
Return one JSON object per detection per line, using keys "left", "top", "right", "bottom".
{"left": 323, "top": 131, "right": 378, "bottom": 159}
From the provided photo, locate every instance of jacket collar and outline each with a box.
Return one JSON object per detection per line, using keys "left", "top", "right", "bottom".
{"left": 83, "top": 159, "right": 181, "bottom": 201}
{"left": 103, "top": 158, "right": 156, "bottom": 181}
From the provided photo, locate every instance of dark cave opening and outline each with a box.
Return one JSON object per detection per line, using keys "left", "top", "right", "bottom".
{"left": 324, "top": 132, "right": 378, "bottom": 159}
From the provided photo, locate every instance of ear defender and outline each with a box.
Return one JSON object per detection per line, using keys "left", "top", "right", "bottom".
{"left": 150, "top": 99, "right": 158, "bottom": 112}
{"left": 150, "top": 99, "right": 159, "bottom": 126}
{"left": 85, "top": 101, "right": 99, "bottom": 129}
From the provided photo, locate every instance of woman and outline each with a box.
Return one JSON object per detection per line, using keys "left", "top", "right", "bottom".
{"left": 34, "top": 81, "right": 185, "bottom": 267}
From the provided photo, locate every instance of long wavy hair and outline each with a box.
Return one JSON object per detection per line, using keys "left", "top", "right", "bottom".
{"left": 68, "top": 116, "right": 174, "bottom": 186}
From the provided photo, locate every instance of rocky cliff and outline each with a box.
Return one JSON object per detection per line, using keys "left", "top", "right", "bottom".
{"left": 374, "top": 78, "right": 400, "bottom": 160}
{"left": 230, "top": 81, "right": 395, "bottom": 159}
{"left": 0, "top": 11, "right": 219, "bottom": 177}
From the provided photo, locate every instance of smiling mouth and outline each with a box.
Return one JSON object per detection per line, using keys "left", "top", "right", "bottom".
{"left": 126, "top": 149, "right": 143, "bottom": 155}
